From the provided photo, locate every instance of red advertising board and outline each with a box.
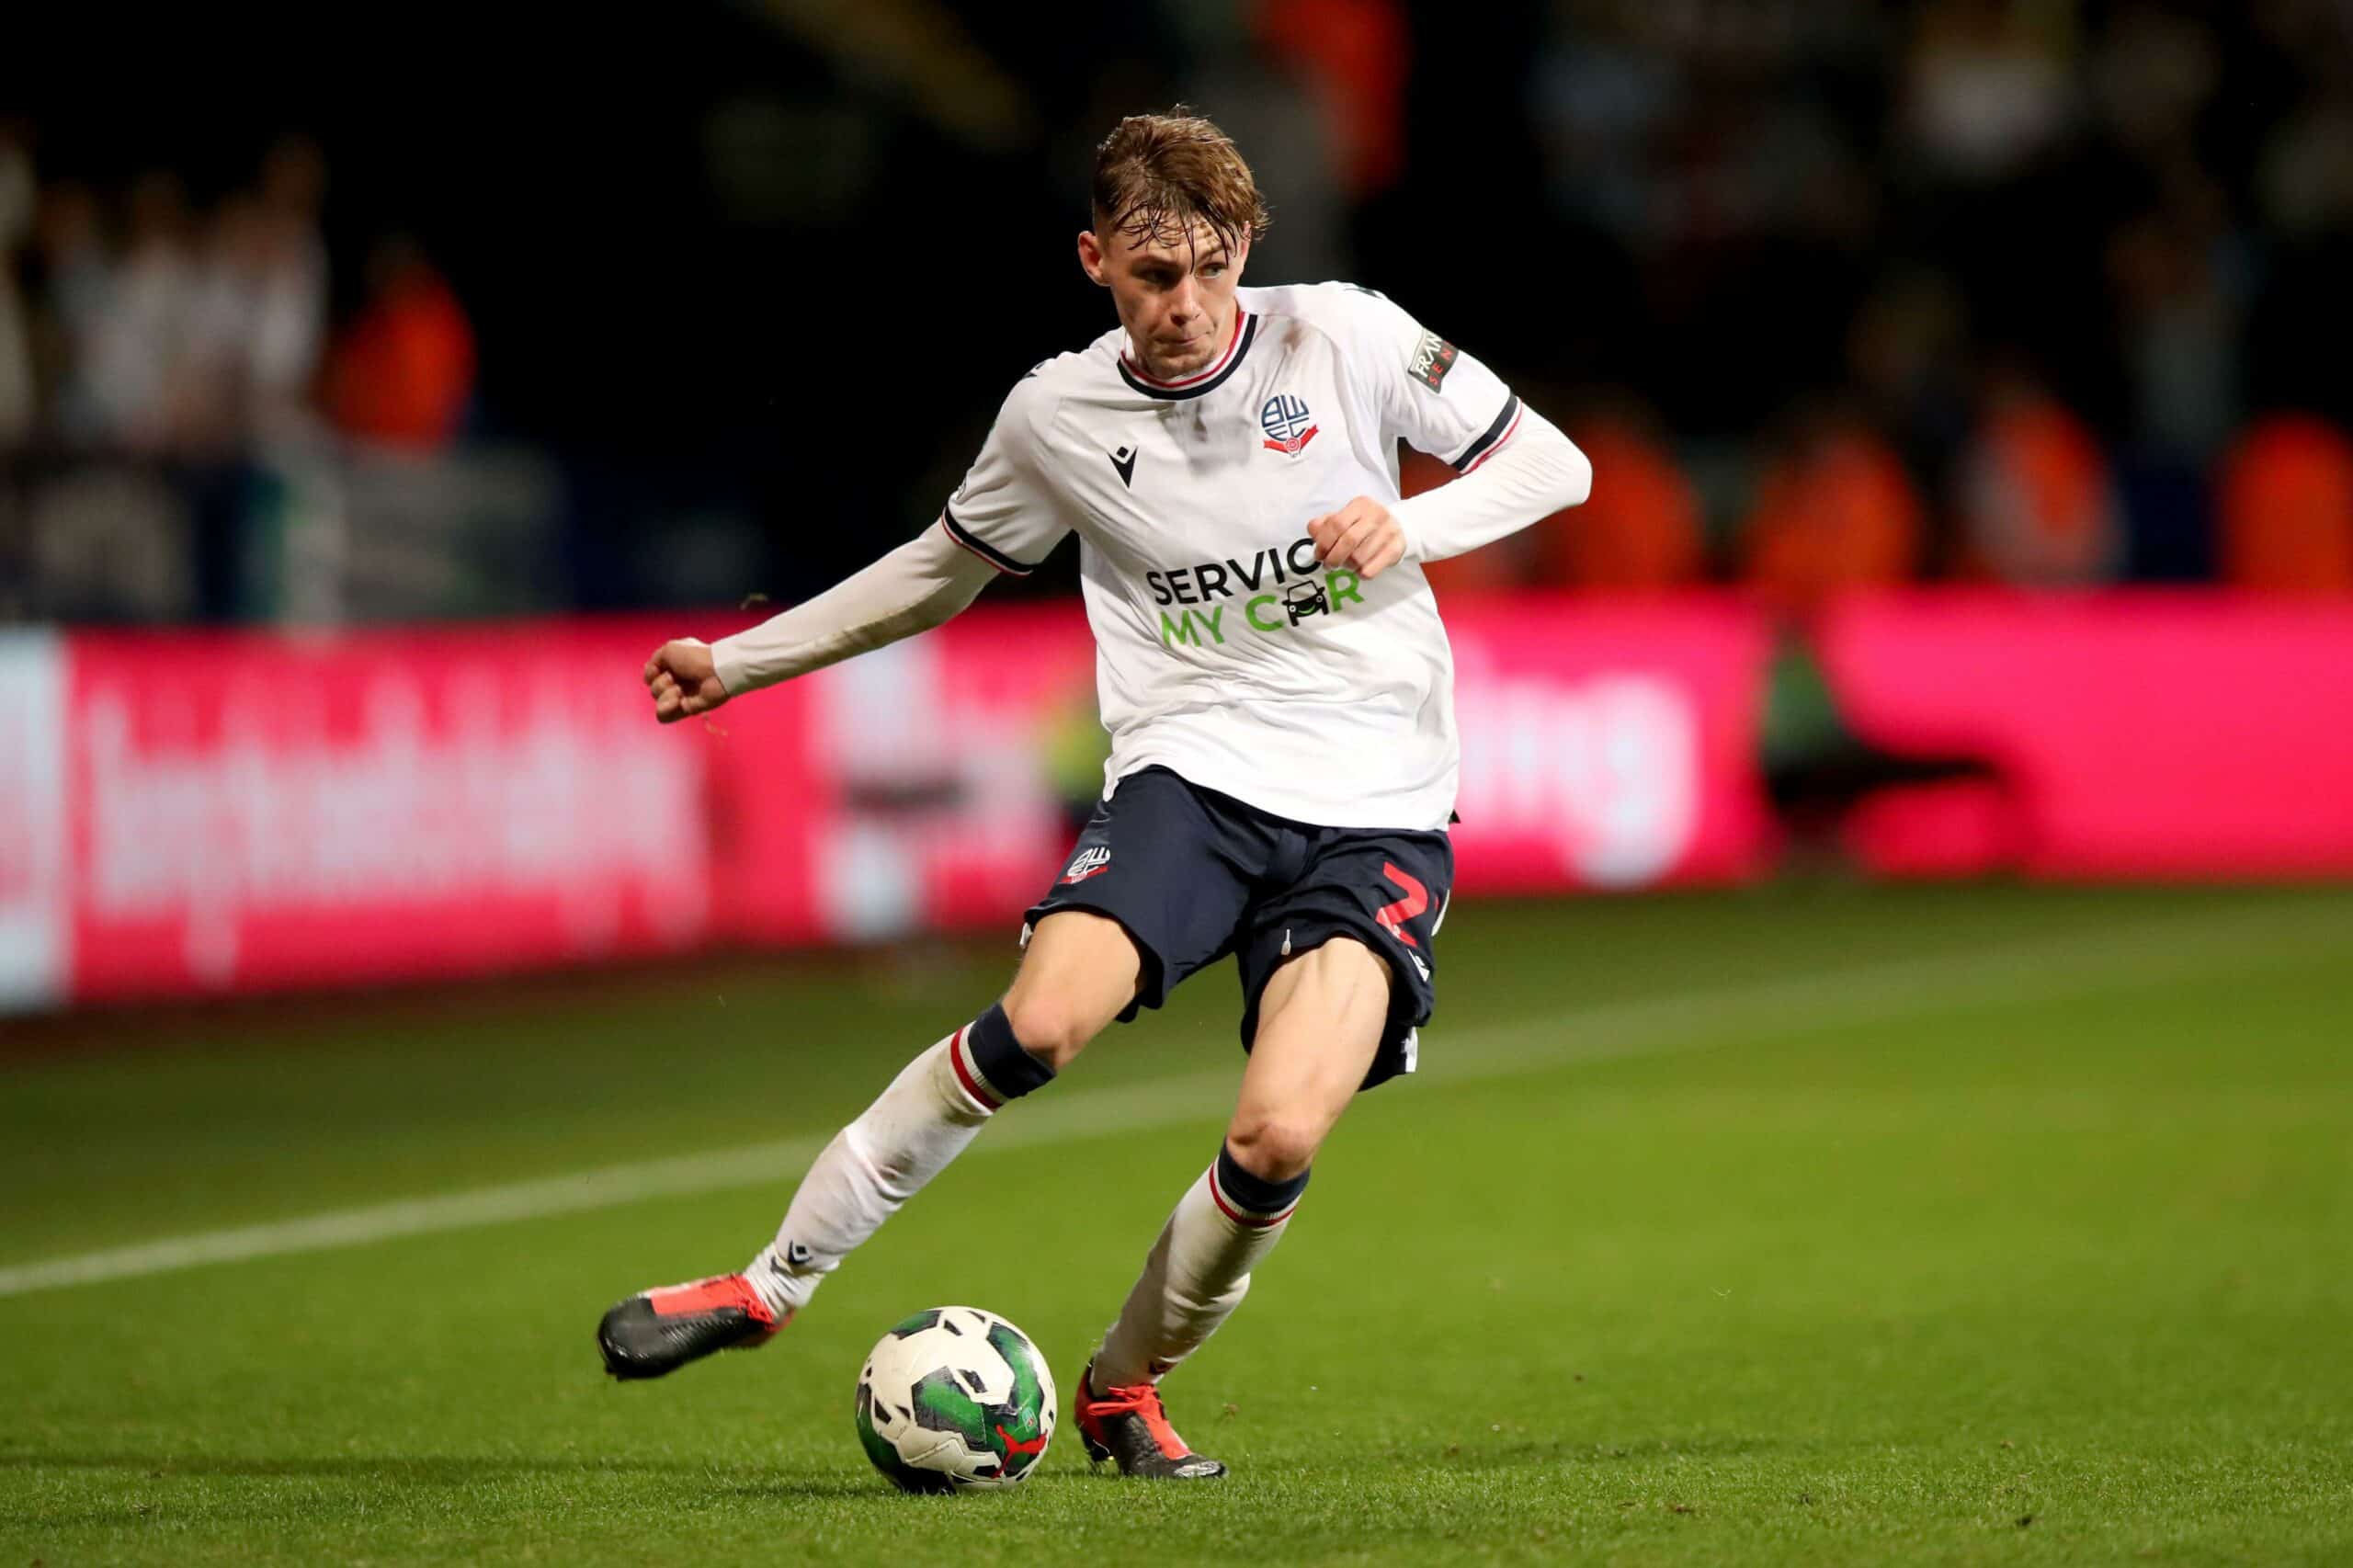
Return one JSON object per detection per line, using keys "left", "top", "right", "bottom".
{"left": 693, "top": 597, "right": 1773, "bottom": 955}
{"left": 12, "top": 590, "right": 2347, "bottom": 1012}
{"left": 15, "top": 600, "right": 1774, "bottom": 1006}
{"left": 1819, "top": 593, "right": 2353, "bottom": 877}
{"left": 703, "top": 614, "right": 1100, "bottom": 948}
{"left": 61, "top": 621, "right": 721, "bottom": 1004}
{"left": 0, "top": 631, "right": 69, "bottom": 1012}
{"left": 1445, "top": 597, "right": 1774, "bottom": 891}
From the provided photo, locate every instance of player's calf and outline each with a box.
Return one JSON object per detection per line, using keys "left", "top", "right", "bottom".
{"left": 1083, "top": 1142, "right": 1308, "bottom": 1476}
{"left": 596, "top": 1002, "right": 1079, "bottom": 1381}
{"left": 740, "top": 1008, "right": 1055, "bottom": 1324}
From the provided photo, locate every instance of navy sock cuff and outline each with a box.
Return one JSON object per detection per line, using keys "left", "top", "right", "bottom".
{"left": 961, "top": 1002, "right": 1056, "bottom": 1103}
{"left": 1213, "top": 1142, "right": 1310, "bottom": 1221}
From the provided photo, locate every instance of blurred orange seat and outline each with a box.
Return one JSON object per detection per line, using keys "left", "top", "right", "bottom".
{"left": 1957, "top": 393, "right": 2120, "bottom": 585}
{"left": 2217, "top": 414, "right": 2353, "bottom": 594}
{"left": 324, "top": 256, "right": 476, "bottom": 451}
{"left": 1739, "top": 422, "right": 1924, "bottom": 613}
{"left": 1533, "top": 417, "right": 1703, "bottom": 593}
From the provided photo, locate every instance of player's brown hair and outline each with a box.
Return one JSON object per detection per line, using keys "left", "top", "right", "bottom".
{"left": 1090, "top": 108, "right": 1272, "bottom": 258}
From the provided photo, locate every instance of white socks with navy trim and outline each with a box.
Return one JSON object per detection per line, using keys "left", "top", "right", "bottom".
{"left": 745, "top": 1032, "right": 993, "bottom": 1317}
{"left": 745, "top": 1006, "right": 1055, "bottom": 1319}
{"left": 1092, "top": 1144, "right": 1309, "bottom": 1390}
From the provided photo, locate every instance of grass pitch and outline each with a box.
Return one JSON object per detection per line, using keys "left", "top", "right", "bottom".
{"left": 3, "top": 882, "right": 2349, "bottom": 1565}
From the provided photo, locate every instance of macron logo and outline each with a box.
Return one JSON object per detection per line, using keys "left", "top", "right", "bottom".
{"left": 1108, "top": 445, "right": 1137, "bottom": 488}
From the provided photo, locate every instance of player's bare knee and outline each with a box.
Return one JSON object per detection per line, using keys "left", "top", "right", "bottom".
{"left": 1006, "top": 912, "right": 1141, "bottom": 1070}
{"left": 999, "top": 990, "right": 1102, "bottom": 1070}
{"left": 1224, "top": 1110, "right": 1322, "bottom": 1183}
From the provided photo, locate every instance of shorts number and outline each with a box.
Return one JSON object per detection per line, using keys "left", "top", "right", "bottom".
{"left": 1376, "top": 862, "right": 1429, "bottom": 948}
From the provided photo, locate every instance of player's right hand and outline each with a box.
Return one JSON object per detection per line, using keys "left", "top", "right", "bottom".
{"left": 644, "top": 639, "right": 730, "bottom": 724}
{"left": 1306, "top": 495, "right": 1408, "bottom": 579}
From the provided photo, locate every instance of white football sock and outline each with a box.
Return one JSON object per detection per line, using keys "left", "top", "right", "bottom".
{"left": 1092, "top": 1155, "right": 1303, "bottom": 1389}
{"left": 745, "top": 1032, "right": 995, "bottom": 1317}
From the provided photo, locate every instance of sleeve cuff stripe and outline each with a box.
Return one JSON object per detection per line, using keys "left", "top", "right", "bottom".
{"left": 1459, "top": 406, "right": 1525, "bottom": 474}
{"left": 940, "top": 507, "right": 1037, "bottom": 575}
{"left": 1449, "top": 394, "right": 1522, "bottom": 472}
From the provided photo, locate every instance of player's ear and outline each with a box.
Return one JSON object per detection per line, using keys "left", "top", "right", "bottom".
{"left": 1076, "top": 229, "right": 1108, "bottom": 288}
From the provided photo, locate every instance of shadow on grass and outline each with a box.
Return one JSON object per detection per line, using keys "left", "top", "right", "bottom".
{"left": 1, "top": 1451, "right": 1073, "bottom": 1529}
{"left": 716, "top": 1464, "right": 1113, "bottom": 1505}
{"left": 0, "top": 1452, "right": 901, "bottom": 1531}
{"left": 0, "top": 1451, "right": 798, "bottom": 1484}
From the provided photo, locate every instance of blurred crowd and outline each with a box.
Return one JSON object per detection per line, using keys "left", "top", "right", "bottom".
{"left": 6, "top": 0, "right": 2353, "bottom": 624}
{"left": 0, "top": 126, "right": 474, "bottom": 460}
{"left": 1407, "top": 383, "right": 2353, "bottom": 604}
{"left": 1401, "top": 0, "right": 2353, "bottom": 600}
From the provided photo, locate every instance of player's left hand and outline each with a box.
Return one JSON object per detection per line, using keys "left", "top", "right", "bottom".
{"left": 1306, "top": 497, "right": 1408, "bottom": 578}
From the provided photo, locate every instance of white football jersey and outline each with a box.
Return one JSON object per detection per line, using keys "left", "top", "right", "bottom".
{"left": 940, "top": 282, "right": 1525, "bottom": 832}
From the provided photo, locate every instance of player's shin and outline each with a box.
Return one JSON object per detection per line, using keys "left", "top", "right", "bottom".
{"left": 1092, "top": 1143, "right": 1308, "bottom": 1389}
{"left": 747, "top": 1004, "right": 1053, "bottom": 1317}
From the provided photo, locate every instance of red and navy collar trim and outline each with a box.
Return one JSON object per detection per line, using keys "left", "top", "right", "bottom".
{"left": 1118, "top": 308, "right": 1256, "bottom": 401}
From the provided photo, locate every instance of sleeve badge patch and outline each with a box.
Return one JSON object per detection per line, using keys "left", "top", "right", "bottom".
{"left": 1409, "top": 330, "right": 1460, "bottom": 392}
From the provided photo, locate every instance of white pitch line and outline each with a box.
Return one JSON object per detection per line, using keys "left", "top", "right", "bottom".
{"left": 0, "top": 901, "right": 2344, "bottom": 1301}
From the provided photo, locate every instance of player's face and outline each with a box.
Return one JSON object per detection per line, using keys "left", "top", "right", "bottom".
{"left": 1078, "top": 220, "right": 1248, "bottom": 381}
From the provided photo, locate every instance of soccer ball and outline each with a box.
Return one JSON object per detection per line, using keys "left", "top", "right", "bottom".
{"left": 853, "top": 1305, "right": 1057, "bottom": 1492}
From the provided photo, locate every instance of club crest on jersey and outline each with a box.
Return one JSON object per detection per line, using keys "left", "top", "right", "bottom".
{"left": 1260, "top": 392, "right": 1318, "bottom": 457}
{"left": 1061, "top": 846, "right": 1112, "bottom": 884}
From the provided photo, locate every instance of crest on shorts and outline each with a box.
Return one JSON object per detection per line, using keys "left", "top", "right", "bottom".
{"left": 1259, "top": 392, "right": 1318, "bottom": 457}
{"left": 1061, "top": 846, "right": 1112, "bottom": 884}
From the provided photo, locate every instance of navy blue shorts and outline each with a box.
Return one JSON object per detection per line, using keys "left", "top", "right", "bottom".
{"left": 1022, "top": 767, "right": 1454, "bottom": 1091}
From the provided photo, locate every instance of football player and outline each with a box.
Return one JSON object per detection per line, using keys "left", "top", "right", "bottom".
{"left": 601, "top": 109, "right": 1591, "bottom": 1480}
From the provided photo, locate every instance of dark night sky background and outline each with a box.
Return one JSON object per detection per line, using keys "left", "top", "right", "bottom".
{"left": 8, "top": 5, "right": 1572, "bottom": 595}
{"left": 15, "top": 2, "right": 2351, "bottom": 605}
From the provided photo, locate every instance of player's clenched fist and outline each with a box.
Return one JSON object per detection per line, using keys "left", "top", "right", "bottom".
{"left": 1306, "top": 496, "right": 1407, "bottom": 578}
{"left": 643, "top": 638, "right": 731, "bottom": 724}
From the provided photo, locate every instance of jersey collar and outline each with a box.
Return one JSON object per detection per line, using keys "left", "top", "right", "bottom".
{"left": 1118, "top": 307, "right": 1256, "bottom": 401}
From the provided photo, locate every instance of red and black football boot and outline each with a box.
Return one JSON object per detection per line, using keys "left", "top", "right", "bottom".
{"left": 1073, "top": 1360, "right": 1228, "bottom": 1479}
{"left": 597, "top": 1273, "right": 783, "bottom": 1381}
